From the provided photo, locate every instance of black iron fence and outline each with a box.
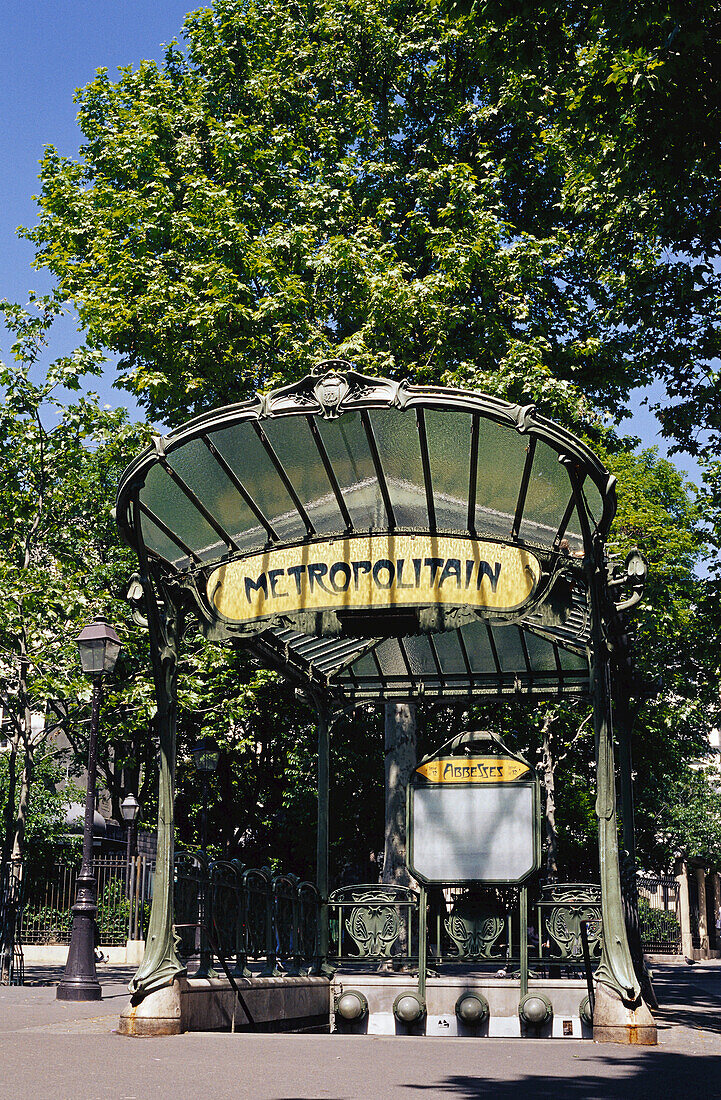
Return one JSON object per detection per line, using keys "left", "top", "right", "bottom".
{"left": 173, "top": 853, "right": 320, "bottom": 976}
{"left": 637, "top": 874, "right": 680, "bottom": 954}
{"left": 20, "top": 856, "right": 154, "bottom": 947}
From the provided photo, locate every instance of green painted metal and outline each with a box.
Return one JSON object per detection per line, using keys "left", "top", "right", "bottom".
{"left": 538, "top": 884, "right": 603, "bottom": 963}
{"left": 573, "top": 475, "right": 640, "bottom": 1003}
{"left": 312, "top": 703, "right": 334, "bottom": 976}
{"left": 520, "top": 884, "right": 528, "bottom": 998}
{"left": 172, "top": 856, "right": 319, "bottom": 976}
{"left": 417, "top": 884, "right": 428, "bottom": 1003}
{"left": 114, "top": 366, "right": 651, "bottom": 1025}
{"left": 115, "top": 365, "right": 616, "bottom": 705}
{"left": 128, "top": 557, "right": 186, "bottom": 997}
{"left": 328, "top": 884, "right": 418, "bottom": 963}
{"left": 444, "top": 902, "right": 506, "bottom": 961}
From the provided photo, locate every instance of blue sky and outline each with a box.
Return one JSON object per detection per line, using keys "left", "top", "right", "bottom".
{"left": 0, "top": 1, "right": 700, "bottom": 485}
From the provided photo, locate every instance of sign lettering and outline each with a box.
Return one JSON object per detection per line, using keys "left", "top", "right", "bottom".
{"left": 416, "top": 757, "right": 531, "bottom": 784}
{"left": 206, "top": 534, "right": 541, "bottom": 626}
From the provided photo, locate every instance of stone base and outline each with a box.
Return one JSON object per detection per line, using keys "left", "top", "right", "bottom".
{"left": 125, "top": 940, "right": 146, "bottom": 967}
{"left": 332, "top": 975, "right": 593, "bottom": 1039}
{"left": 118, "top": 982, "right": 183, "bottom": 1037}
{"left": 118, "top": 974, "right": 330, "bottom": 1037}
{"left": 592, "top": 982, "right": 657, "bottom": 1045}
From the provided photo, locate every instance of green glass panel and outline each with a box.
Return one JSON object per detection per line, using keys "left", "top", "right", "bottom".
{"left": 166, "top": 437, "right": 259, "bottom": 543}
{"left": 583, "top": 476, "right": 604, "bottom": 526}
{"left": 139, "top": 511, "right": 187, "bottom": 566}
{"left": 370, "top": 408, "right": 428, "bottom": 528}
{"left": 347, "top": 651, "right": 379, "bottom": 678}
{"left": 139, "top": 464, "right": 223, "bottom": 558}
{"left": 211, "top": 422, "right": 306, "bottom": 543}
{"left": 519, "top": 441, "right": 573, "bottom": 546}
{"left": 456, "top": 621, "right": 494, "bottom": 674}
{"left": 425, "top": 409, "right": 472, "bottom": 531}
{"left": 403, "top": 637, "right": 441, "bottom": 678}
{"left": 263, "top": 416, "right": 349, "bottom": 535}
{"left": 558, "top": 645, "right": 587, "bottom": 670}
{"left": 433, "top": 630, "right": 467, "bottom": 675}
{"left": 563, "top": 504, "right": 583, "bottom": 547}
{"left": 315, "top": 413, "right": 382, "bottom": 529}
{"left": 474, "top": 421, "right": 529, "bottom": 540}
{"left": 491, "top": 626, "right": 526, "bottom": 672}
{"left": 522, "top": 631, "right": 559, "bottom": 673}
{"left": 374, "top": 639, "right": 408, "bottom": 677}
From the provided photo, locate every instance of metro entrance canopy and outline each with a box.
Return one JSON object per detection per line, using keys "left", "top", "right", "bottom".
{"left": 117, "top": 362, "right": 617, "bottom": 702}
{"left": 116, "top": 362, "right": 653, "bottom": 1040}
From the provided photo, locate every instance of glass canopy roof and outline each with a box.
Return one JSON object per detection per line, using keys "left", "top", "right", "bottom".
{"left": 116, "top": 363, "right": 615, "bottom": 703}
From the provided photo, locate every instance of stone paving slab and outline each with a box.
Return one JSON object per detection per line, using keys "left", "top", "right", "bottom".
{"left": 0, "top": 962, "right": 718, "bottom": 1098}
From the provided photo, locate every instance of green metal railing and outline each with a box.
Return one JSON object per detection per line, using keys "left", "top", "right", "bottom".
{"left": 326, "top": 882, "right": 603, "bottom": 975}
{"left": 173, "top": 853, "right": 320, "bottom": 977}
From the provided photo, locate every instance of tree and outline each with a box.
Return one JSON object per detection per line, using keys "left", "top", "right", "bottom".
{"left": 0, "top": 295, "right": 152, "bottom": 898}
{"left": 17, "top": 0, "right": 721, "bottom": 886}
{"left": 21, "top": 0, "right": 680, "bottom": 431}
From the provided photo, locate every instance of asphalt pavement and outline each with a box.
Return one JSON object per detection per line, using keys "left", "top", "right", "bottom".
{"left": 0, "top": 958, "right": 718, "bottom": 1099}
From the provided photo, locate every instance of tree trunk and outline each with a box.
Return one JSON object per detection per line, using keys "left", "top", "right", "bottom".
{"left": 1, "top": 743, "right": 17, "bottom": 874}
{"left": 10, "top": 747, "right": 33, "bottom": 877}
{"left": 382, "top": 702, "right": 417, "bottom": 887}
{"left": 540, "top": 718, "right": 559, "bottom": 881}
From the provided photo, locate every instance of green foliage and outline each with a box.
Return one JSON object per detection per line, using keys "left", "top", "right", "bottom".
{"left": 657, "top": 770, "right": 721, "bottom": 866}
{"left": 7, "top": 0, "right": 721, "bottom": 883}
{"left": 25, "top": 0, "right": 698, "bottom": 429}
{"left": 0, "top": 294, "right": 156, "bottom": 870}
{"left": 174, "top": 641, "right": 384, "bottom": 879}
{"left": 638, "top": 897, "right": 679, "bottom": 945}
{"left": 0, "top": 750, "right": 81, "bottom": 877}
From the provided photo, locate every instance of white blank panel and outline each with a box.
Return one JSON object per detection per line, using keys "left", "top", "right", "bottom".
{"left": 411, "top": 784, "right": 535, "bottom": 883}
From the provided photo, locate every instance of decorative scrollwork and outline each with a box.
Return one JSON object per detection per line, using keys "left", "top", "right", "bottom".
{"left": 445, "top": 913, "right": 505, "bottom": 960}
{"left": 329, "top": 885, "right": 417, "bottom": 960}
{"left": 346, "top": 903, "right": 401, "bottom": 957}
{"left": 540, "top": 884, "right": 603, "bottom": 961}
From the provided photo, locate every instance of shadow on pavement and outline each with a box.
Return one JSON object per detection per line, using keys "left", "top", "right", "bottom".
{"left": 23, "top": 964, "right": 136, "bottom": 992}
{"left": 405, "top": 1052, "right": 721, "bottom": 1099}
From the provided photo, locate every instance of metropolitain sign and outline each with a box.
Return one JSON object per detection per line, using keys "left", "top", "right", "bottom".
{"left": 206, "top": 534, "right": 541, "bottom": 626}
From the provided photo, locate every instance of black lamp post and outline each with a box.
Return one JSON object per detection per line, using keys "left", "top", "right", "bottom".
{"left": 121, "top": 795, "right": 140, "bottom": 877}
{"left": 57, "top": 616, "right": 120, "bottom": 1002}
{"left": 121, "top": 793, "right": 140, "bottom": 942}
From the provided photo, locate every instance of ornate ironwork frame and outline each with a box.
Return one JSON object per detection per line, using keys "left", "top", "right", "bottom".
{"left": 115, "top": 364, "right": 648, "bottom": 1018}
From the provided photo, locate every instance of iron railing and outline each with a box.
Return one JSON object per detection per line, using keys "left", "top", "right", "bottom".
{"left": 638, "top": 874, "right": 681, "bottom": 954}
{"left": 173, "top": 854, "right": 320, "bottom": 976}
{"left": 20, "top": 856, "right": 154, "bottom": 947}
{"left": 326, "top": 882, "right": 605, "bottom": 974}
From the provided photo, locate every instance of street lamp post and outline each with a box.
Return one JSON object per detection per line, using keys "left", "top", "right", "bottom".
{"left": 121, "top": 793, "right": 140, "bottom": 943}
{"left": 192, "top": 737, "right": 219, "bottom": 976}
{"left": 57, "top": 616, "right": 120, "bottom": 1002}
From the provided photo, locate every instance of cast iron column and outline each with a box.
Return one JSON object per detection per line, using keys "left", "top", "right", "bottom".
{"left": 57, "top": 677, "right": 103, "bottom": 1001}
{"left": 316, "top": 703, "right": 330, "bottom": 967}
{"left": 129, "top": 563, "right": 185, "bottom": 998}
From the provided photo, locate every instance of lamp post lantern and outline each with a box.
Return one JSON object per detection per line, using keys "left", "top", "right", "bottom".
{"left": 121, "top": 793, "right": 141, "bottom": 942}
{"left": 57, "top": 616, "right": 120, "bottom": 1001}
{"left": 121, "top": 793, "right": 140, "bottom": 880}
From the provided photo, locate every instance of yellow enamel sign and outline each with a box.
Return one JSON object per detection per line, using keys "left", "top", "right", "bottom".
{"left": 206, "top": 533, "right": 541, "bottom": 626}
{"left": 416, "top": 757, "right": 531, "bottom": 784}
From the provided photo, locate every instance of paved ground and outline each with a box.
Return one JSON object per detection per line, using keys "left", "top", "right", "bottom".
{"left": 0, "top": 959, "right": 719, "bottom": 1099}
